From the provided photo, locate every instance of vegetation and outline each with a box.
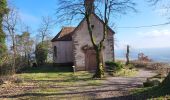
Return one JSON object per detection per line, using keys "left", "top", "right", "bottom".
{"left": 106, "top": 61, "right": 137, "bottom": 77}
{"left": 0, "top": 0, "right": 170, "bottom": 99}
{"left": 161, "top": 72, "right": 170, "bottom": 88}
{"left": 0, "top": 0, "right": 8, "bottom": 64}
{"left": 131, "top": 70, "right": 170, "bottom": 99}
{"left": 132, "top": 85, "right": 170, "bottom": 99}
{"left": 0, "top": 65, "right": 103, "bottom": 99}
{"left": 105, "top": 61, "right": 124, "bottom": 71}
{"left": 35, "top": 42, "right": 48, "bottom": 66}
{"left": 3, "top": 7, "right": 20, "bottom": 74}
{"left": 16, "top": 32, "right": 34, "bottom": 65}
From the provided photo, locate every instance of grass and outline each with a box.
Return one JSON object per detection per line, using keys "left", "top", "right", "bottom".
{"left": 131, "top": 86, "right": 170, "bottom": 99}
{"left": 131, "top": 80, "right": 170, "bottom": 100}
{"left": 129, "top": 72, "right": 170, "bottom": 99}
{"left": 112, "top": 68, "right": 138, "bottom": 77}
{"left": 0, "top": 65, "right": 104, "bottom": 99}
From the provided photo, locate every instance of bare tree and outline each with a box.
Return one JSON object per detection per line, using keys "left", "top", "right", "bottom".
{"left": 38, "top": 16, "right": 53, "bottom": 43}
{"left": 149, "top": 0, "right": 170, "bottom": 16}
{"left": 56, "top": 0, "right": 136, "bottom": 78}
{"left": 3, "top": 7, "right": 19, "bottom": 74}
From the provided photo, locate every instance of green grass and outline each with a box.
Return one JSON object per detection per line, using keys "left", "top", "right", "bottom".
{"left": 112, "top": 68, "right": 138, "bottom": 77}
{"left": 18, "top": 71, "right": 100, "bottom": 86}
{"left": 0, "top": 65, "right": 104, "bottom": 99}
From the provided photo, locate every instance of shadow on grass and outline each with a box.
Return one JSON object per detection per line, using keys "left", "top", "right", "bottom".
{"left": 0, "top": 89, "right": 129, "bottom": 99}
{"left": 21, "top": 63, "right": 73, "bottom": 73}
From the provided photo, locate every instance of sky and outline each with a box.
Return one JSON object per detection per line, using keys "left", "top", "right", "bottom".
{"left": 9, "top": 0, "right": 170, "bottom": 49}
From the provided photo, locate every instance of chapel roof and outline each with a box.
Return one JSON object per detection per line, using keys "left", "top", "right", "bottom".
{"left": 51, "top": 27, "right": 75, "bottom": 42}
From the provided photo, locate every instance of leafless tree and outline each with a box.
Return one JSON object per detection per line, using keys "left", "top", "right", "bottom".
{"left": 3, "top": 7, "right": 19, "bottom": 74}
{"left": 149, "top": 0, "right": 170, "bottom": 16}
{"left": 56, "top": 0, "right": 136, "bottom": 78}
{"left": 38, "top": 16, "right": 54, "bottom": 43}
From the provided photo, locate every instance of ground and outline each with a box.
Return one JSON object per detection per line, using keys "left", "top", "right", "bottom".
{"left": 0, "top": 66, "right": 159, "bottom": 100}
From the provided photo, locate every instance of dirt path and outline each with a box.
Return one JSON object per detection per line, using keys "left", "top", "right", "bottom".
{"left": 96, "top": 68, "right": 157, "bottom": 99}
{"left": 81, "top": 68, "right": 157, "bottom": 99}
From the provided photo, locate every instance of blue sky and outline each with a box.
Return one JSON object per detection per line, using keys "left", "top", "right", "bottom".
{"left": 10, "top": 0, "right": 170, "bottom": 49}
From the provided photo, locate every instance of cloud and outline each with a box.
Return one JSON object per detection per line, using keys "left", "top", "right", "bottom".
{"left": 116, "top": 29, "right": 170, "bottom": 49}
{"left": 134, "top": 29, "right": 170, "bottom": 48}
{"left": 115, "top": 40, "right": 130, "bottom": 49}
{"left": 138, "top": 29, "right": 170, "bottom": 38}
{"left": 154, "top": 8, "right": 169, "bottom": 16}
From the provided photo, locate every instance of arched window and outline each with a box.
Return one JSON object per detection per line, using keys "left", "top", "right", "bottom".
{"left": 54, "top": 46, "right": 57, "bottom": 57}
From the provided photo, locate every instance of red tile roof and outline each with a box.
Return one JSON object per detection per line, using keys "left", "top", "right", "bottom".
{"left": 51, "top": 27, "right": 75, "bottom": 42}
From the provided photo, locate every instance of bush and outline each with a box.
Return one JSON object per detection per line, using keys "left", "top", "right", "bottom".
{"left": 161, "top": 73, "right": 170, "bottom": 88}
{"left": 105, "top": 61, "right": 124, "bottom": 71}
{"left": 143, "top": 79, "right": 161, "bottom": 87}
{"left": 127, "top": 64, "right": 135, "bottom": 69}
{"left": 0, "top": 65, "right": 13, "bottom": 76}
{"left": 35, "top": 43, "right": 48, "bottom": 66}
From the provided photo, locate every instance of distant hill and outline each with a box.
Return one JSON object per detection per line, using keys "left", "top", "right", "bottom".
{"left": 115, "top": 47, "right": 170, "bottom": 63}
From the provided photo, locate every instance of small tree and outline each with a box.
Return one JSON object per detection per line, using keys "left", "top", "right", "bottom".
{"left": 16, "top": 31, "right": 34, "bottom": 65}
{"left": 3, "top": 7, "right": 19, "bottom": 74}
{"left": 35, "top": 42, "right": 48, "bottom": 66}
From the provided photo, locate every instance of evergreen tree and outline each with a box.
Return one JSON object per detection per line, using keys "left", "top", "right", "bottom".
{"left": 0, "top": 0, "right": 8, "bottom": 63}
{"left": 35, "top": 42, "right": 48, "bottom": 66}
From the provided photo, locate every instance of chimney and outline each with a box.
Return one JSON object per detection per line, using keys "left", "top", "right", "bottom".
{"left": 84, "top": 0, "right": 95, "bottom": 14}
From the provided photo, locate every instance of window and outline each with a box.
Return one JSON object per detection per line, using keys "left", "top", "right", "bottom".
{"left": 91, "top": 25, "right": 94, "bottom": 29}
{"left": 54, "top": 46, "right": 57, "bottom": 57}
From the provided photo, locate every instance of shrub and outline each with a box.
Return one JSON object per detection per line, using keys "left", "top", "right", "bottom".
{"left": 35, "top": 43, "right": 48, "bottom": 66}
{"left": 0, "top": 65, "right": 13, "bottom": 76}
{"left": 127, "top": 64, "right": 135, "bottom": 69}
{"left": 143, "top": 79, "right": 161, "bottom": 87}
{"left": 161, "top": 73, "right": 170, "bottom": 88}
{"left": 105, "top": 61, "right": 124, "bottom": 71}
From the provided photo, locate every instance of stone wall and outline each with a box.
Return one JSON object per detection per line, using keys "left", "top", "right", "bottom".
{"left": 131, "top": 61, "right": 170, "bottom": 74}
{"left": 52, "top": 41, "right": 73, "bottom": 63}
{"left": 72, "top": 14, "right": 114, "bottom": 71}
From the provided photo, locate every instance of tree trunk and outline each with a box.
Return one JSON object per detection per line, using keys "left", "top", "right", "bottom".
{"left": 93, "top": 47, "right": 104, "bottom": 78}
{"left": 113, "top": 34, "right": 115, "bottom": 62}
{"left": 12, "top": 39, "right": 16, "bottom": 74}
{"left": 126, "top": 45, "right": 130, "bottom": 65}
{"left": 12, "top": 29, "right": 16, "bottom": 74}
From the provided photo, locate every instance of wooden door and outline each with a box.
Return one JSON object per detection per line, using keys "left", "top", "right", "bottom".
{"left": 85, "top": 50, "right": 97, "bottom": 71}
